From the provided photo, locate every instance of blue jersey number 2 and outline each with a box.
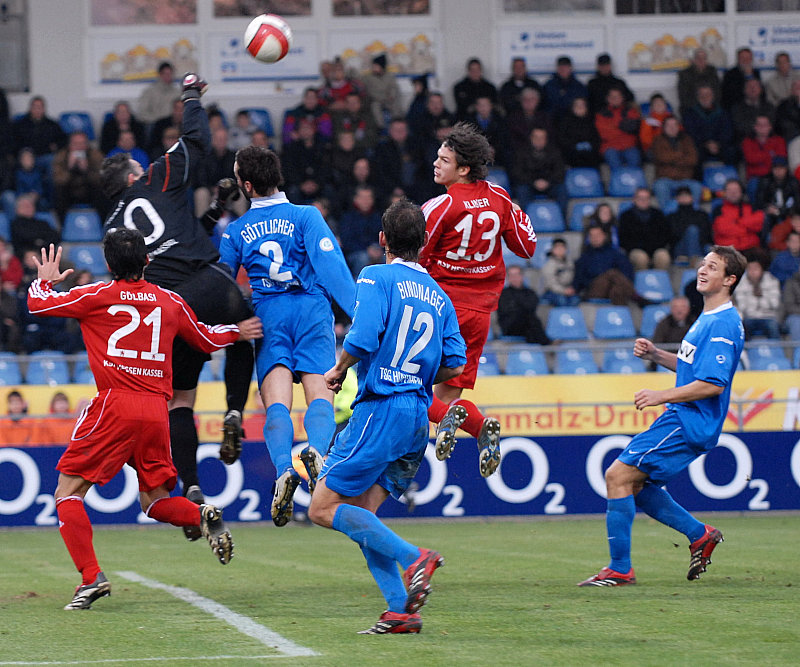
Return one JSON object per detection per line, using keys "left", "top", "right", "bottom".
{"left": 390, "top": 304, "right": 433, "bottom": 374}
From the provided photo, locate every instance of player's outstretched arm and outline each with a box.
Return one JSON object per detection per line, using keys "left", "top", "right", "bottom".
{"left": 434, "top": 364, "right": 464, "bottom": 385}
{"left": 324, "top": 349, "right": 360, "bottom": 393}
{"left": 236, "top": 316, "right": 263, "bottom": 342}
{"left": 634, "top": 379, "right": 724, "bottom": 411}
{"left": 32, "top": 244, "right": 74, "bottom": 285}
{"left": 633, "top": 337, "right": 677, "bottom": 372}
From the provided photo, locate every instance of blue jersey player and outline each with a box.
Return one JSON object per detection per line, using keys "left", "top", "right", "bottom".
{"left": 309, "top": 199, "right": 467, "bottom": 635}
{"left": 579, "top": 245, "right": 747, "bottom": 587}
{"left": 219, "top": 146, "right": 356, "bottom": 527}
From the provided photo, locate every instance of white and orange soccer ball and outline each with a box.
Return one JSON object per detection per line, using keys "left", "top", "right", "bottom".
{"left": 244, "top": 14, "right": 292, "bottom": 64}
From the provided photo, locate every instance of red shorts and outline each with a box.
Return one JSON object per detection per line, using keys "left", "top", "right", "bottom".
{"left": 57, "top": 389, "right": 177, "bottom": 493}
{"left": 445, "top": 306, "right": 491, "bottom": 390}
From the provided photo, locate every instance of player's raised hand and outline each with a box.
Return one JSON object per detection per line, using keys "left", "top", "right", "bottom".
{"left": 33, "top": 244, "right": 73, "bottom": 285}
{"left": 236, "top": 316, "right": 263, "bottom": 341}
{"left": 634, "top": 388, "right": 665, "bottom": 411}
{"left": 633, "top": 337, "right": 656, "bottom": 360}
{"left": 324, "top": 366, "right": 345, "bottom": 393}
{"left": 181, "top": 72, "right": 208, "bottom": 101}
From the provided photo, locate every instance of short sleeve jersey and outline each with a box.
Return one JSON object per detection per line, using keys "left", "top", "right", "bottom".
{"left": 670, "top": 301, "right": 744, "bottom": 447}
{"left": 27, "top": 278, "right": 239, "bottom": 399}
{"left": 343, "top": 259, "right": 467, "bottom": 406}
{"left": 420, "top": 180, "right": 537, "bottom": 312}
{"left": 219, "top": 193, "right": 355, "bottom": 317}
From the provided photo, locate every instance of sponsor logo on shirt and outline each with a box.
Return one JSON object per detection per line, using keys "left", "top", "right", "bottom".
{"left": 710, "top": 336, "right": 733, "bottom": 345}
{"left": 357, "top": 277, "right": 375, "bottom": 285}
{"left": 678, "top": 340, "right": 696, "bottom": 364}
{"left": 319, "top": 237, "right": 335, "bottom": 252}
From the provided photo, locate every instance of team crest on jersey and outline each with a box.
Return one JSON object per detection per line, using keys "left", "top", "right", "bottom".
{"left": 319, "top": 237, "right": 335, "bottom": 252}
{"left": 716, "top": 354, "right": 726, "bottom": 364}
{"left": 678, "top": 340, "right": 696, "bottom": 364}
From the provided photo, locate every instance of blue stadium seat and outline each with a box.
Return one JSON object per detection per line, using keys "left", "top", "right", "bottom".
{"left": 749, "top": 356, "right": 791, "bottom": 371}
{"left": 639, "top": 303, "right": 670, "bottom": 338}
{"left": 477, "top": 351, "right": 500, "bottom": 376}
{"left": 502, "top": 243, "right": 528, "bottom": 268}
{"left": 62, "top": 208, "right": 103, "bottom": 242}
{"left": 487, "top": 167, "right": 511, "bottom": 191}
{"left": 555, "top": 347, "right": 598, "bottom": 374}
{"left": 25, "top": 351, "right": 70, "bottom": 385}
{"left": 749, "top": 345, "right": 786, "bottom": 363}
{"left": 593, "top": 305, "right": 637, "bottom": 339}
{"left": 703, "top": 164, "right": 738, "bottom": 192}
{"left": 241, "top": 107, "right": 275, "bottom": 137}
{"left": 35, "top": 211, "right": 58, "bottom": 229}
{"left": 569, "top": 200, "right": 599, "bottom": 232}
{"left": 607, "top": 167, "right": 647, "bottom": 198}
{"left": 680, "top": 268, "right": 697, "bottom": 291}
{"left": 68, "top": 244, "right": 106, "bottom": 274}
{"left": 73, "top": 359, "right": 95, "bottom": 384}
{"left": 793, "top": 347, "right": 800, "bottom": 369}
{"left": 198, "top": 362, "right": 217, "bottom": 383}
{"left": 602, "top": 348, "right": 646, "bottom": 373}
{"left": 662, "top": 199, "right": 679, "bottom": 215}
{"left": 505, "top": 347, "right": 549, "bottom": 375}
{"left": 0, "top": 352, "right": 22, "bottom": 385}
{"left": 565, "top": 168, "right": 604, "bottom": 198}
{"left": 1, "top": 189, "right": 16, "bottom": 219}
{"left": 0, "top": 211, "right": 9, "bottom": 240}
{"left": 634, "top": 270, "right": 673, "bottom": 302}
{"left": 530, "top": 235, "right": 553, "bottom": 269}
{"left": 526, "top": 200, "right": 564, "bottom": 233}
{"left": 59, "top": 111, "right": 95, "bottom": 140}
{"left": 545, "top": 307, "right": 589, "bottom": 341}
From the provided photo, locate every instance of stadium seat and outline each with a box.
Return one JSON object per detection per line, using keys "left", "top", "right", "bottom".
{"left": 62, "top": 208, "right": 103, "bottom": 242}
{"left": 749, "top": 355, "right": 791, "bottom": 371}
{"left": 592, "top": 305, "right": 637, "bottom": 339}
{"left": 505, "top": 347, "right": 549, "bottom": 375}
{"left": 198, "top": 362, "right": 217, "bottom": 383}
{"left": 793, "top": 347, "right": 800, "bottom": 369}
{"left": 634, "top": 270, "right": 673, "bottom": 302}
{"left": 502, "top": 242, "right": 529, "bottom": 268}
{"left": 59, "top": 111, "right": 95, "bottom": 140}
{"left": 72, "top": 355, "right": 94, "bottom": 384}
{"left": 703, "top": 164, "right": 738, "bottom": 192}
{"left": 568, "top": 201, "right": 599, "bottom": 232}
{"left": 241, "top": 107, "right": 275, "bottom": 137}
{"left": 639, "top": 303, "right": 670, "bottom": 338}
{"left": 0, "top": 352, "right": 22, "bottom": 385}
{"left": 545, "top": 307, "right": 589, "bottom": 341}
{"left": 25, "top": 351, "right": 70, "bottom": 385}
{"left": 749, "top": 345, "right": 787, "bottom": 363}
{"left": 680, "top": 268, "right": 697, "bottom": 291}
{"left": 487, "top": 167, "right": 510, "bottom": 191}
{"left": 526, "top": 200, "right": 564, "bottom": 233}
{"left": 0, "top": 211, "right": 9, "bottom": 240}
{"left": 477, "top": 351, "right": 500, "bottom": 376}
{"left": 602, "top": 348, "right": 646, "bottom": 373}
{"left": 68, "top": 244, "right": 107, "bottom": 274}
{"left": 565, "top": 168, "right": 604, "bottom": 198}
{"left": 530, "top": 235, "right": 553, "bottom": 269}
{"left": 1, "top": 189, "right": 16, "bottom": 219}
{"left": 662, "top": 199, "right": 679, "bottom": 215}
{"left": 555, "top": 347, "right": 598, "bottom": 374}
{"left": 35, "top": 211, "right": 58, "bottom": 229}
{"left": 607, "top": 167, "right": 647, "bottom": 198}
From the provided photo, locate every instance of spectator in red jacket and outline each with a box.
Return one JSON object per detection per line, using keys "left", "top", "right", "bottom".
{"left": 595, "top": 87, "right": 641, "bottom": 169}
{"left": 712, "top": 179, "right": 765, "bottom": 251}
{"left": 742, "top": 114, "right": 787, "bottom": 201}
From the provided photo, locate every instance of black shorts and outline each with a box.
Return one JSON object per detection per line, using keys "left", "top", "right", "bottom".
{"left": 170, "top": 263, "right": 253, "bottom": 391}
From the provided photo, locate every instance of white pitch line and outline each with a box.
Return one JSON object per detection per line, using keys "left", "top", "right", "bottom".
{"left": 115, "top": 571, "right": 318, "bottom": 658}
{"left": 0, "top": 657, "right": 291, "bottom": 665}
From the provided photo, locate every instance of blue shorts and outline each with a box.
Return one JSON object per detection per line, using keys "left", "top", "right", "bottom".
{"left": 253, "top": 291, "right": 335, "bottom": 385}
{"left": 319, "top": 393, "right": 429, "bottom": 500}
{"left": 617, "top": 410, "right": 707, "bottom": 486}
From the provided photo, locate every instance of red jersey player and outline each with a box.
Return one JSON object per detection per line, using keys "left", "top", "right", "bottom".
{"left": 27, "top": 234, "right": 262, "bottom": 610}
{"left": 420, "top": 122, "right": 537, "bottom": 477}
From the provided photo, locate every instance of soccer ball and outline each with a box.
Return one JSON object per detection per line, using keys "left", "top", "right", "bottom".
{"left": 244, "top": 14, "right": 292, "bottom": 64}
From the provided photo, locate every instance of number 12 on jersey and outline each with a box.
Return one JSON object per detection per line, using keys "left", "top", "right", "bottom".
{"left": 390, "top": 304, "right": 433, "bottom": 374}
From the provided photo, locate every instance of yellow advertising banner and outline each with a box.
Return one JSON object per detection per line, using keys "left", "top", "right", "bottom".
{"left": 1, "top": 370, "right": 796, "bottom": 446}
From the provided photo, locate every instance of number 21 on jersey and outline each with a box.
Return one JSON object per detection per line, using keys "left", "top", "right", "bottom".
{"left": 107, "top": 305, "right": 165, "bottom": 361}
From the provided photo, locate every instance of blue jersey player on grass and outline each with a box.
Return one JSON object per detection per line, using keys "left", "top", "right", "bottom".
{"left": 308, "top": 198, "right": 467, "bottom": 635}
{"left": 579, "top": 245, "right": 747, "bottom": 587}
{"left": 219, "top": 146, "right": 355, "bottom": 527}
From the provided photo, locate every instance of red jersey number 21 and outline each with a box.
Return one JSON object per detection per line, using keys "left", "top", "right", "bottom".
{"left": 445, "top": 211, "right": 500, "bottom": 262}
{"left": 107, "top": 305, "right": 165, "bottom": 361}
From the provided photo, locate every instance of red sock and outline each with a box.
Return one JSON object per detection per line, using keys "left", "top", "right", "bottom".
{"left": 428, "top": 395, "right": 449, "bottom": 423}
{"left": 145, "top": 496, "right": 200, "bottom": 527}
{"left": 452, "top": 398, "right": 485, "bottom": 437}
{"left": 56, "top": 497, "right": 101, "bottom": 585}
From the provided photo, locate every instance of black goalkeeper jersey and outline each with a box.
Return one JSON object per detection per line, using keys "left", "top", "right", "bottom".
{"left": 104, "top": 98, "right": 220, "bottom": 290}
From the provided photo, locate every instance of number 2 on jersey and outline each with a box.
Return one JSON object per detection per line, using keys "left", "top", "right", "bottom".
{"left": 259, "top": 240, "right": 293, "bottom": 282}
{"left": 390, "top": 304, "right": 433, "bottom": 374}
{"left": 445, "top": 211, "right": 500, "bottom": 262}
{"left": 107, "top": 305, "right": 165, "bottom": 361}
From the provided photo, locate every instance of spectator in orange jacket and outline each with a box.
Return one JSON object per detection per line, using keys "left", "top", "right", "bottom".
{"left": 639, "top": 93, "right": 671, "bottom": 156}
{"left": 712, "top": 179, "right": 765, "bottom": 251}
{"left": 742, "top": 114, "right": 787, "bottom": 201}
{"left": 595, "top": 87, "right": 641, "bottom": 169}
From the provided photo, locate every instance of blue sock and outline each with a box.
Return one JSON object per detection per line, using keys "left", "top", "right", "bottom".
{"left": 360, "top": 546, "right": 407, "bottom": 613}
{"left": 303, "top": 399, "right": 335, "bottom": 454}
{"left": 635, "top": 483, "right": 705, "bottom": 543}
{"left": 606, "top": 495, "right": 635, "bottom": 573}
{"left": 264, "top": 403, "right": 294, "bottom": 475}
{"left": 333, "top": 504, "right": 420, "bottom": 569}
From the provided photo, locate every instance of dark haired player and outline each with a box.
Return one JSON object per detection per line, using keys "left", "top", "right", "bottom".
{"left": 220, "top": 146, "right": 355, "bottom": 527}
{"left": 420, "top": 122, "right": 537, "bottom": 477}
{"left": 310, "top": 199, "right": 466, "bottom": 634}
{"left": 27, "top": 233, "right": 262, "bottom": 609}
{"left": 579, "top": 246, "right": 747, "bottom": 586}
{"left": 101, "top": 74, "right": 254, "bottom": 538}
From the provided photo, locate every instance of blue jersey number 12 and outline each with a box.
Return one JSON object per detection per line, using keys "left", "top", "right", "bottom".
{"left": 390, "top": 304, "right": 433, "bottom": 374}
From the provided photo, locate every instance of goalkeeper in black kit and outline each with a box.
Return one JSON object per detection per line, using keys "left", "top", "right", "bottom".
{"left": 101, "top": 73, "right": 254, "bottom": 540}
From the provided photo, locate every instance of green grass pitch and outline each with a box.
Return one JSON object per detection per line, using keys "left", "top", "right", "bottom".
{"left": 1, "top": 514, "right": 798, "bottom": 666}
